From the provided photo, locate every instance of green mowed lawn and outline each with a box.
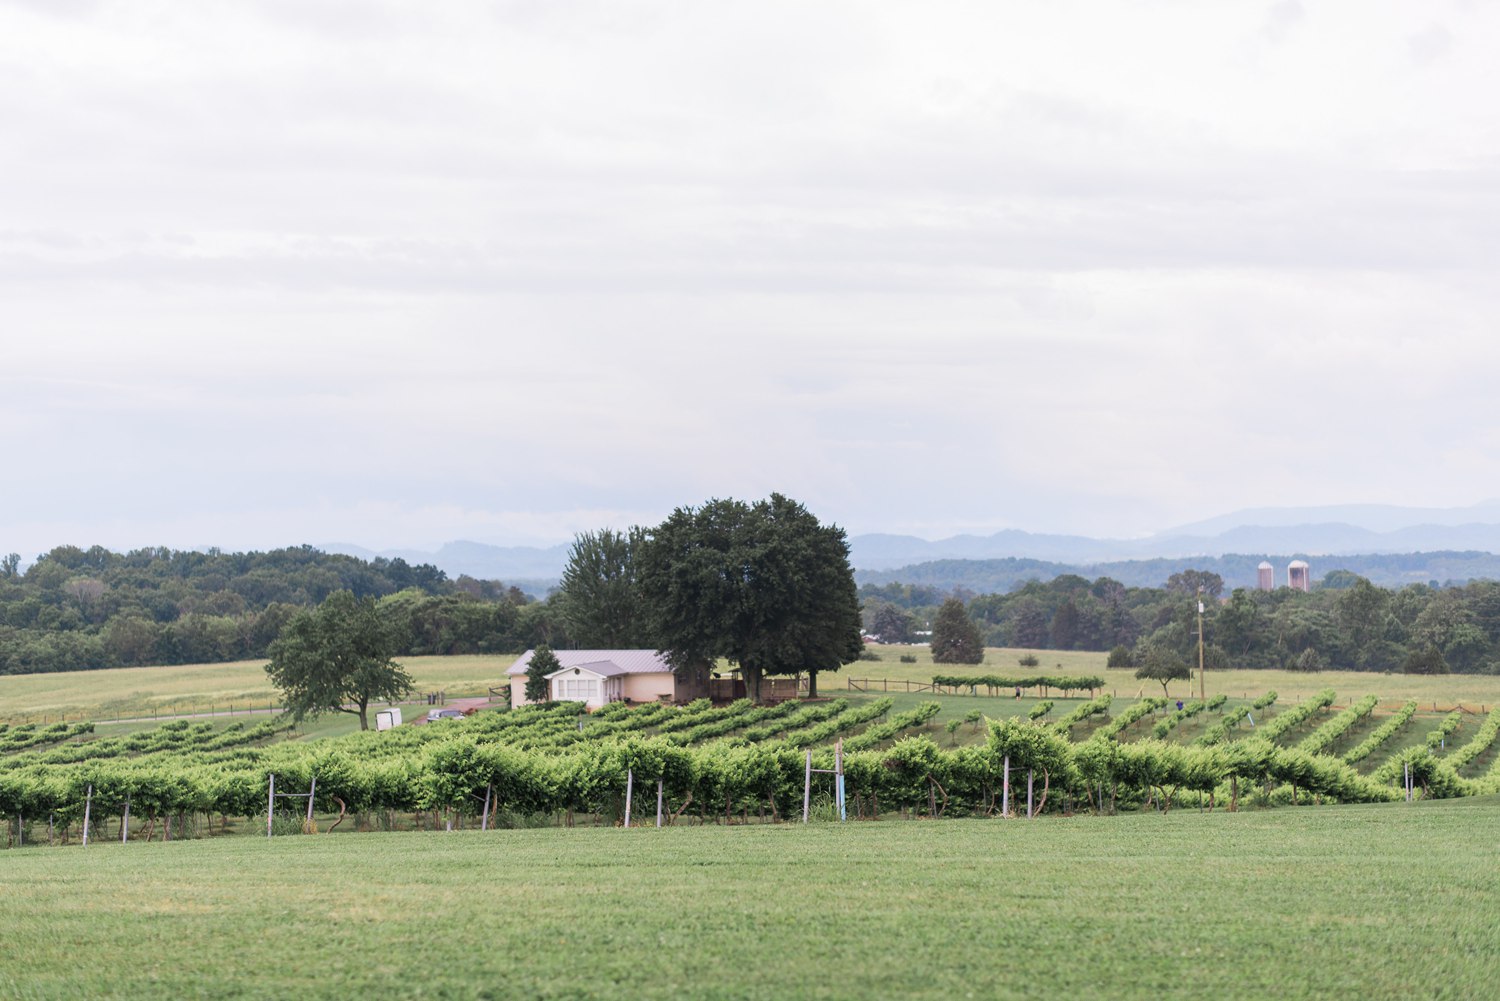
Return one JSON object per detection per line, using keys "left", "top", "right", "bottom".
{"left": 4, "top": 800, "right": 1498, "bottom": 1000}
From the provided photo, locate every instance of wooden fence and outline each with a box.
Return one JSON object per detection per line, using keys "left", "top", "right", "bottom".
{"left": 847, "top": 678, "right": 943, "bottom": 695}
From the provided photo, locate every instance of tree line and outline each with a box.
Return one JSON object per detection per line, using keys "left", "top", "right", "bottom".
{"left": 855, "top": 550, "right": 1500, "bottom": 592}
{"left": 0, "top": 490, "right": 867, "bottom": 694}
{"left": 867, "top": 570, "right": 1500, "bottom": 675}
{"left": 0, "top": 544, "right": 544, "bottom": 675}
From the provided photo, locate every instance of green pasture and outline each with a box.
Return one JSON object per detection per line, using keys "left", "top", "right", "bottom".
{"left": 0, "top": 655, "right": 515, "bottom": 723}
{"left": 5, "top": 647, "right": 1500, "bottom": 727}
{"left": 856, "top": 644, "right": 1500, "bottom": 708}
{"left": 3, "top": 799, "right": 1498, "bottom": 1000}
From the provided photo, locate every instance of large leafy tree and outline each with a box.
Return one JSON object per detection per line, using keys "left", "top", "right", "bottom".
{"left": 1135, "top": 645, "right": 1191, "bottom": 696}
{"left": 558, "top": 528, "right": 648, "bottom": 648}
{"left": 635, "top": 497, "right": 749, "bottom": 699}
{"left": 870, "top": 601, "right": 914, "bottom": 644}
{"left": 1049, "top": 598, "right": 1081, "bottom": 650}
{"left": 635, "top": 494, "right": 862, "bottom": 701}
{"left": 1216, "top": 588, "right": 1263, "bottom": 658}
{"left": 1334, "top": 577, "right": 1392, "bottom": 668}
{"left": 931, "top": 597, "right": 984, "bottom": 664}
{"left": 265, "top": 590, "right": 413, "bottom": 730}
{"left": 737, "top": 494, "right": 864, "bottom": 698}
{"left": 1005, "top": 597, "right": 1049, "bottom": 649}
{"left": 1413, "top": 589, "right": 1487, "bottom": 672}
{"left": 1166, "top": 569, "right": 1224, "bottom": 600}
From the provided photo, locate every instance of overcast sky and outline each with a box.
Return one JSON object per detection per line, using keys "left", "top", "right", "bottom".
{"left": 3, "top": 0, "right": 1498, "bottom": 557}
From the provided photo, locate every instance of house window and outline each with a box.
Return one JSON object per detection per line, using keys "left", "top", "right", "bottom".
{"left": 558, "top": 677, "right": 598, "bottom": 700}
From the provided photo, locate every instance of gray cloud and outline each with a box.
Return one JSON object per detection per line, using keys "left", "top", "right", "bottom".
{"left": 1408, "top": 23, "right": 1454, "bottom": 66}
{"left": 2, "top": 1, "right": 1499, "bottom": 556}
{"left": 1262, "top": 1, "right": 1304, "bottom": 43}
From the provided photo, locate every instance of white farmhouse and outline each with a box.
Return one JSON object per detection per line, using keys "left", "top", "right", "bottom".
{"left": 507, "top": 649, "right": 690, "bottom": 710}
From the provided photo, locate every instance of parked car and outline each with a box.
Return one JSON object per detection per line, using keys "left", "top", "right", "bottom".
{"left": 426, "top": 708, "right": 465, "bottom": 722}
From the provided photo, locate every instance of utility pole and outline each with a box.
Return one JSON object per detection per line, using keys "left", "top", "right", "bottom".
{"left": 1197, "top": 589, "right": 1206, "bottom": 705}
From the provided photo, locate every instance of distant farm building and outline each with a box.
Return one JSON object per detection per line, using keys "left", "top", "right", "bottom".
{"left": 1257, "top": 561, "right": 1274, "bottom": 591}
{"left": 507, "top": 649, "right": 716, "bottom": 710}
{"left": 1287, "top": 559, "right": 1311, "bottom": 592}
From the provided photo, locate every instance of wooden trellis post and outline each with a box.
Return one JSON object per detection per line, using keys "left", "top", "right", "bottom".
{"left": 802, "top": 746, "right": 845, "bottom": 822}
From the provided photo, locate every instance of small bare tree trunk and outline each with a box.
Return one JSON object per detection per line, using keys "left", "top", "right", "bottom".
{"left": 1033, "top": 768, "right": 1051, "bottom": 817}
{"left": 668, "top": 792, "right": 694, "bottom": 825}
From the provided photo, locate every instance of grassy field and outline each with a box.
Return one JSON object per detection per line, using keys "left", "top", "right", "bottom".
{"left": 855, "top": 645, "right": 1500, "bottom": 708}
{"left": 2, "top": 799, "right": 1498, "bottom": 1000}
{"left": 0, "top": 655, "right": 518, "bottom": 723}
{"left": 5, "top": 646, "right": 1500, "bottom": 724}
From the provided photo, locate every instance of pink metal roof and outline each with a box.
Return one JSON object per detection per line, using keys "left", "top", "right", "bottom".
{"left": 507, "top": 649, "right": 674, "bottom": 677}
{"left": 544, "top": 660, "right": 631, "bottom": 679}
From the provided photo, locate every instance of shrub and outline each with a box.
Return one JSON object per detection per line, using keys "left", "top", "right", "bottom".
{"left": 1402, "top": 646, "right": 1449, "bottom": 675}
{"left": 1018, "top": 654, "right": 1040, "bottom": 668}
{"left": 1292, "top": 648, "right": 1325, "bottom": 673}
{"left": 1106, "top": 645, "right": 1134, "bottom": 669}
{"left": 1426, "top": 711, "right": 1463, "bottom": 751}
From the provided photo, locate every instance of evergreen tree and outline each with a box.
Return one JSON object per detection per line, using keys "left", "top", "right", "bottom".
{"left": 1049, "top": 598, "right": 1080, "bottom": 650}
{"left": 931, "top": 597, "right": 984, "bottom": 664}
{"left": 1006, "top": 597, "right": 1050, "bottom": 649}
{"left": 526, "top": 644, "right": 561, "bottom": 702}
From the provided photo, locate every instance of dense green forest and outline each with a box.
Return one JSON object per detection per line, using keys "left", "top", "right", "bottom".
{"left": 0, "top": 545, "right": 559, "bottom": 675}
{"left": 8, "top": 542, "right": 1500, "bottom": 679}
{"left": 862, "top": 569, "right": 1500, "bottom": 675}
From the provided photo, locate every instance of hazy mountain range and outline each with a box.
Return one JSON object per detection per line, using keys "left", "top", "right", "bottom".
{"left": 322, "top": 540, "right": 569, "bottom": 597}
{"left": 318, "top": 502, "right": 1500, "bottom": 595}
{"left": 847, "top": 505, "right": 1500, "bottom": 570}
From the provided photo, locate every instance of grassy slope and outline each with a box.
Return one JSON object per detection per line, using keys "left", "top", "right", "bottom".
{"left": 3, "top": 800, "right": 1499, "bottom": 1000}
{"left": 8, "top": 647, "right": 1500, "bottom": 724}
{"left": 0, "top": 654, "right": 517, "bottom": 722}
